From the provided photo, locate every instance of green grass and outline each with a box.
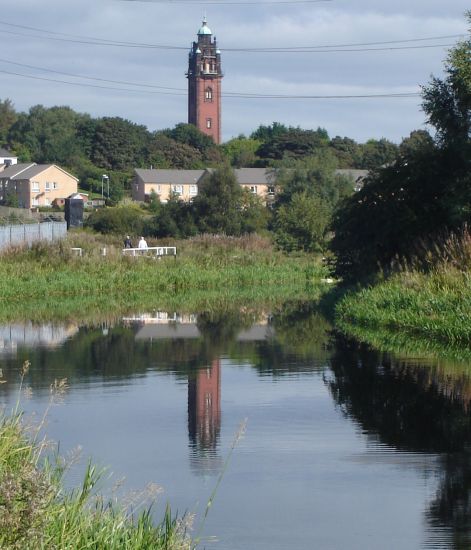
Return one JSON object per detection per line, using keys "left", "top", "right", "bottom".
{"left": 0, "top": 233, "right": 329, "bottom": 322}
{"left": 0, "top": 407, "right": 191, "bottom": 549}
{"left": 336, "top": 267, "right": 471, "bottom": 344}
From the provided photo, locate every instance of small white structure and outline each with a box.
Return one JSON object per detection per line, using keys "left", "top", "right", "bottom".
{"left": 0, "top": 148, "right": 18, "bottom": 167}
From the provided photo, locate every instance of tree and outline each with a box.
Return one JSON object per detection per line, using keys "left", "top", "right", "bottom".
{"left": 221, "top": 136, "right": 261, "bottom": 167}
{"left": 272, "top": 152, "right": 353, "bottom": 252}
{"left": 192, "top": 165, "right": 245, "bottom": 235}
{"left": 359, "top": 138, "right": 398, "bottom": 169}
{"left": 146, "top": 133, "right": 203, "bottom": 169}
{"left": 8, "top": 105, "right": 86, "bottom": 164}
{"left": 0, "top": 99, "right": 17, "bottom": 145}
{"left": 250, "top": 122, "right": 289, "bottom": 141}
{"left": 329, "top": 136, "right": 362, "bottom": 168}
{"left": 85, "top": 204, "right": 144, "bottom": 235}
{"left": 331, "top": 16, "right": 471, "bottom": 280}
{"left": 273, "top": 192, "right": 331, "bottom": 252}
{"left": 92, "top": 117, "right": 149, "bottom": 171}
{"left": 256, "top": 127, "right": 330, "bottom": 162}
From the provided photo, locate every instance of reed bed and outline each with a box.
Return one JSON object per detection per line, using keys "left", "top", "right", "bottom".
{"left": 0, "top": 234, "right": 326, "bottom": 305}
{"left": 0, "top": 410, "right": 191, "bottom": 550}
{"left": 336, "top": 229, "right": 471, "bottom": 345}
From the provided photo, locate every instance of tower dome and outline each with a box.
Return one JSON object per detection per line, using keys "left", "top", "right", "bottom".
{"left": 197, "top": 17, "right": 212, "bottom": 35}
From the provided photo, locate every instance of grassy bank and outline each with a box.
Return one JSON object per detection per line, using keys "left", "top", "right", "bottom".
{"left": 0, "top": 409, "right": 191, "bottom": 550}
{"left": 336, "top": 266, "right": 471, "bottom": 344}
{"left": 0, "top": 233, "right": 326, "bottom": 304}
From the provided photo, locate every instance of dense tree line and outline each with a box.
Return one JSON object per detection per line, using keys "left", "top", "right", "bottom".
{"left": 0, "top": 100, "right": 398, "bottom": 201}
{"left": 330, "top": 14, "right": 471, "bottom": 280}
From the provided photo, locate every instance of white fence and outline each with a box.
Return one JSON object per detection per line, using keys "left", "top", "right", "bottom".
{"left": 0, "top": 221, "right": 67, "bottom": 250}
{"left": 122, "top": 246, "right": 177, "bottom": 258}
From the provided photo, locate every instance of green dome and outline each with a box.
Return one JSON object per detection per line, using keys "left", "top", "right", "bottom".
{"left": 197, "top": 18, "right": 212, "bottom": 35}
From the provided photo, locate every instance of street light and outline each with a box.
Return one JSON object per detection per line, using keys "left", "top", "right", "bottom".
{"left": 101, "top": 174, "right": 109, "bottom": 200}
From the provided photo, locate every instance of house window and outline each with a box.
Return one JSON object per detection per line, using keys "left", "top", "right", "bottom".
{"left": 205, "top": 87, "right": 213, "bottom": 101}
{"left": 45, "top": 181, "right": 51, "bottom": 191}
{"left": 53, "top": 182, "right": 58, "bottom": 190}
{"left": 172, "top": 185, "right": 183, "bottom": 194}
{"left": 189, "top": 185, "right": 197, "bottom": 196}
{"left": 250, "top": 186, "right": 258, "bottom": 194}
{"left": 206, "top": 118, "right": 212, "bottom": 129}
{"left": 44, "top": 198, "right": 50, "bottom": 206}
{"left": 267, "top": 186, "right": 275, "bottom": 195}
{"left": 32, "top": 197, "right": 39, "bottom": 206}
{"left": 151, "top": 185, "right": 161, "bottom": 194}
{"left": 31, "top": 181, "right": 40, "bottom": 192}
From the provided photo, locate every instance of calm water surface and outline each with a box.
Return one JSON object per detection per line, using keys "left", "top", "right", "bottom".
{"left": 0, "top": 304, "right": 470, "bottom": 549}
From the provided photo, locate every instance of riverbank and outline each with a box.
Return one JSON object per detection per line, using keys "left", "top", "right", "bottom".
{"left": 335, "top": 266, "right": 471, "bottom": 344}
{"left": 0, "top": 233, "right": 325, "bottom": 299}
{"left": 0, "top": 405, "right": 191, "bottom": 549}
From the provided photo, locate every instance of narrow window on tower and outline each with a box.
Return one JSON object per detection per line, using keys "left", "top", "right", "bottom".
{"left": 205, "top": 87, "right": 213, "bottom": 102}
{"left": 206, "top": 118, "right": 212, "bottom": 129}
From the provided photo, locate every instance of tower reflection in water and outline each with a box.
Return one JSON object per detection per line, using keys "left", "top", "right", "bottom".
{"left": 188, "top": 359, "right": 222, "bottom": 475}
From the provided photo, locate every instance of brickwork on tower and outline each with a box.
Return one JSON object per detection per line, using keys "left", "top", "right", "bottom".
{"left": 187, "top": 18, "right": 223, "bottom": 144}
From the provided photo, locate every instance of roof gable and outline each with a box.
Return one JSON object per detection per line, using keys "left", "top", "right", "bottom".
{"left": 0, "top": 163, "right": 36, "bottom": 179}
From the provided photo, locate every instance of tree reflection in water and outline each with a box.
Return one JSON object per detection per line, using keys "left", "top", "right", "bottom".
{"left": 328, "top": 334, "right": 471, "bottom": 550}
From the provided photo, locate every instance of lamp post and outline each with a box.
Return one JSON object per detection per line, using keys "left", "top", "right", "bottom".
{"left": 102, "top": 174, "right": 109, "bottom": 200}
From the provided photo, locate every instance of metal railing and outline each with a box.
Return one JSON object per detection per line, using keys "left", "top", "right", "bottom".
{"left": 122, "top": 246, "right": 177, "bottom": 257}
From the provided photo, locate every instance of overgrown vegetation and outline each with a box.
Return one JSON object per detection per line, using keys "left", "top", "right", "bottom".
{"left": 0, "top": 411, "right": 191, "bottom": 549}
{"left": 330, "top": 14, "right": 471, "bottom": 281}
{"left": 0, "top": 234, "right": 328, "bottom": 316}
{"left": 336, "top": 227, "right": 471, "bottom": 344}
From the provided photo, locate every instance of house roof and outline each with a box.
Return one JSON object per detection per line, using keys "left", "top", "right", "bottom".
{"left": 135, "top": 169, "right": 205, "bottom": 185}
{"left": 0, "top": 148, "right": 16, "bottom": 158}
{"left": 234, "top": 168, "right": 275, "bottom": 185}
{"left": 335, "top": 169, "right": 369, "bottom": 181}
{"left": 10, "top": 164, "right": 79, "bottom": 181}
{"left": 0, "top": 163, "right": 36, "bottom": 179}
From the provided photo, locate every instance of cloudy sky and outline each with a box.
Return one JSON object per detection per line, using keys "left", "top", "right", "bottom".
{"left": 1, "top": 0, "right": 469, "bottom": 143}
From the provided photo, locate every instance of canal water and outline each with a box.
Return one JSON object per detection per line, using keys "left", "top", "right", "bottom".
{"left": 0, "top": 303, "right": 470, "bottom": 549}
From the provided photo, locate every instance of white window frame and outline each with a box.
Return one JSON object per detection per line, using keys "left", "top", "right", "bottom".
{"left": 53, "top": 182, "right": 58, "bottom": 190}
{"left": 44, "top": 198, "right": 50, "bottom": 206}
{"left": 172, "top": 185, "right": 183, "bottom": 195}
{"left": 31, "top": 181, "right": 40, "bottom": 192}
{"left": 250, "top": 186, "right": 258, "bottom": 194}
{"left": 189, "top": 184, "right": 198, "bottom": 196}
{"left": 45, "top": 181, "right": 51, "bottom": 192}
{"left": 31, "top": 197, "right": 39, "bottom": 206}
{"left": 206, "top": 118, "right": 212, "bottom": 129}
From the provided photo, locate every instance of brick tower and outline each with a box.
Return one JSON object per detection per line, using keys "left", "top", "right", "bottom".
{"left": 187, "top": 18, "right": 223, "bottom": 144}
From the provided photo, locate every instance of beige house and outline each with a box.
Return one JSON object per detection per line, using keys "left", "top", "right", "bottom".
{"left": 133, "top": 169, "right": 204, "bottom": 203}
{"left": 0, "top": 164, "right": 78, "bottom": 209}
{"left": 132, "top": 167, "right": 368, "bottom": 204}
{"left": 132, "top": 167, "right": 278, "bottom": 203}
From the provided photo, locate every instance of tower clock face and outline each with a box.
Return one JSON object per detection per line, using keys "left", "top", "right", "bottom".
{"left": 187, "top": 19, "right": 223, "bottom": 144}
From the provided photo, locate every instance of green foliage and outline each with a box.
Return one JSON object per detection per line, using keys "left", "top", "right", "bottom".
{"left": 329, "top": 136, "right": 362, "bottom": 168}
{"left": 274, "top": 192, "right": 330, "bottom": 252}
{"left": 92, "top": 117, "right": 149, "bottom": 171}
{"left": 222, "top": 136, "right": 261, "bottom": 167}
{"left": 0, "top": 98, "right": 17, "bottom": 145}
{"left": 147, "top": 133, "right": 204, "bottom": 169}
{"left": 145, "top": 192, "right": 198, "bottom": 238}
{"left": 360, "top": 138, "right": 398, "bottom": 169}
{"left": 0, "top": 410, "right": 192, "bottom": 549}
{"left": 250, "top": 122, "right": 289, "bottom": 141}
{"left": 85, "top": 204, "right": 145, "bottom": 235}
{"left": 192, "top": 165, "right": 245, "bottom": 235}
{"left": 4, "top": 191, "right": 19, "bottom": 208}
{"left": 272, "top": 152, "right": 354, "bottom": 252}
{"left": 256, "top": 127, "right": 330, "bottom": 162}
{"left": 331, "top": 18, "right": 471, "bottom": 280}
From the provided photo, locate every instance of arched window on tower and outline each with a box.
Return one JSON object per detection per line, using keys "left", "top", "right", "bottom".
{"left": 205, "top": 87, "right": 213, "bottom": 102}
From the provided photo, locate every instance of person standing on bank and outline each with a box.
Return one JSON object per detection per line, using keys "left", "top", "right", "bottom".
{"left": 124, "top": 235, "right": 132, "bottom": 248}
{"left": 138, "top": 236, "right": 148, "bottom": 250}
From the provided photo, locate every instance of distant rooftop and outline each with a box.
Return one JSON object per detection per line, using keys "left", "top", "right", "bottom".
{"left": 0, "top": 148, "right": 16, "bottom": 158}
{"left": 135, "top": 169, "right": 205, "bottom": 184}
